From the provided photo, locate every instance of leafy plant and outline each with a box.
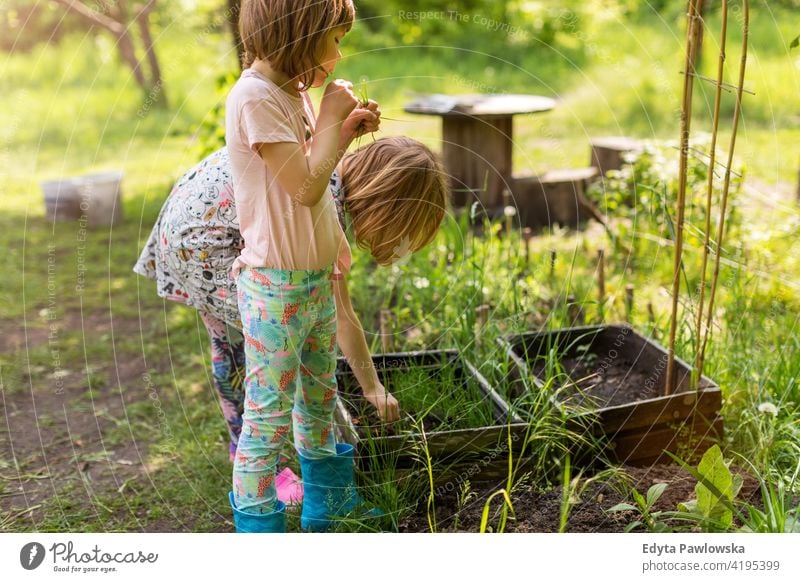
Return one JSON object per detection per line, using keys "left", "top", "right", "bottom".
{"left": 417, "top": 416, "right": 437, "bottom": 533}
{"left": 734, "top": 455, "right": 800, "bottom": 534}
{"left": 586, "top": 139, "right": 744, "bottom": 270}
{"left": 607, "top": 482, "right": 672, "bottom": 532}
{"left": 740, "top": 478, "right": 800, "bottom": 533}
{"left": 667, "top": 445, "right": 744, "bottom": 532}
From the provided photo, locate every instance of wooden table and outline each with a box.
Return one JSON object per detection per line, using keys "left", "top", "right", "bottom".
{"left": 404, "top": 93, "right": 556, "bottom": 209}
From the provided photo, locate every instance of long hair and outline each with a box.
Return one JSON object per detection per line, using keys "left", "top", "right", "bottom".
{"left": 341, "top": 137, "right": 448, "bottom": 265}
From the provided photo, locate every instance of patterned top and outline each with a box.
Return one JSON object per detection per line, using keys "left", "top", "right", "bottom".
{"left": 132, "top": 147, "right": 347, "bottom": 328}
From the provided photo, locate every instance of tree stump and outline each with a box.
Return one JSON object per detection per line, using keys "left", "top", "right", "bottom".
{"left": 512, "top": 167, "right": 600, "bottom": 229}
{"left": 590, "top": 136, "right": 643, "bottom": 178}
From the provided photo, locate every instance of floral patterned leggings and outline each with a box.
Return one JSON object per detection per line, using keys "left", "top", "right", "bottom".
{"left": 231, "top": 265, "right": 340, "bottom": 515}
{"left": 197, "top": 311, "right": 247, "bottom": 460}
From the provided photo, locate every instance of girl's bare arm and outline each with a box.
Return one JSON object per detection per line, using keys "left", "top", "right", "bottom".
{"left": 332, "top": 277, "right": 400, "bottom": 423}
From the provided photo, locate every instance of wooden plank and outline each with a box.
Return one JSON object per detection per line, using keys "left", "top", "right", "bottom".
{"left": 570, "top": 387, "right": 723, "bottom": 435}
{"left": 611, "top": 415, "right": 723, "bottom": 465}
{"left": 404, "top": 93, "right": 555, "bottom": 117}
{"left": 355, "top": 423, "right": 532, "bottom": 460}
{"left": 363, "top": 455, "right": 540, "bottom": 486}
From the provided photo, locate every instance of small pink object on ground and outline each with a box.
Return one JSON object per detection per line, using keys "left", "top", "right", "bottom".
{"left": 276, "top": 468, "right": 304, "bottom": 505}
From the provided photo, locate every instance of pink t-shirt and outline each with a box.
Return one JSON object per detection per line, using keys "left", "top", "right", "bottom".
{"left": 225, "top": 68, "right": 351, "bottom": 280}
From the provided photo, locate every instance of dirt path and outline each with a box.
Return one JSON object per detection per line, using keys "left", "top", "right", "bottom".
{"left": 0, "top": 309, "right": 171, "bottom": 531}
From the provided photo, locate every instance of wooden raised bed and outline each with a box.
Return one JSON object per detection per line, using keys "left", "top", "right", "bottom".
{"left": 499, "top": 325, "right": 723, "bottom": 467}
{"left": 335, "top": 350, "right": 529, "bottom": 477}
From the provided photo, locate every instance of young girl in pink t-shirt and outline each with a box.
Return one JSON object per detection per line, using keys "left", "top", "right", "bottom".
{"left": 225, "top": 0, "right": 425, "bottom": 533}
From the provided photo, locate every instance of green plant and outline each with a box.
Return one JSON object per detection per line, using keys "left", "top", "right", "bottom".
{"left": 587, "top": 140, "right": 745, "bottom": 271}
{"left": 667, "top": 445, "right": 744, "bottom": 532}
{"left": 418, "top": 417, "right": 437, "bottom": 533}
{"left": 608, "top": 482, "right": 672, "bottom": 532}
{"left": 479, "top": 489, "right": 514, "bottom": 533}
{"left": 342, "top": 361, "right": 498, "bottom": 435}
{"left": 734, "top": 455, "right": 800, "bottom": 534}
{"left": 558, "top": 455, "right": 574, "bottom": 533}
{"left": 452, "top": 481, "right": 477, "bottom": 531}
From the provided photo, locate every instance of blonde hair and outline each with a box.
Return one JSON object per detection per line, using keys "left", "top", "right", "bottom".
{"left": 240, "top": 0, "right": 355, "bottom": 88}
{"left": 340, "top": 137, "right": 448, "bottom": 266}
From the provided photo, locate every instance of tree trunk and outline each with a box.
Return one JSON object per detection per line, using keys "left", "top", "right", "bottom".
{"left": 53, "top": 0, "right": 167, "bottom": 108}
{"left": 227, "top": 0, "right": 243, "bottom": 70}
{"left": 136, "top": 4, "right": 167, "bottom": 107}
{"left": 117, "top": 29, "right": 149, "bottom": 92}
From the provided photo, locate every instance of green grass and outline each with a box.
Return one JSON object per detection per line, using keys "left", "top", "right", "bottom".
{"left": 341, "top": 361, "right": 498, "bottom": 434}
{"left": 3, "top": 4, "right": 800, "bottom": 531}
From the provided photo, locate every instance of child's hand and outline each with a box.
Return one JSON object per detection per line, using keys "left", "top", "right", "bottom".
{"left": 341, "top": 100, "right": 381, "bottom": 145}
{"left": 319, "top": 79, "right": 360, "bottom": 123}
{"left": 363, "top": 383, "right": 400, "bottom": 423}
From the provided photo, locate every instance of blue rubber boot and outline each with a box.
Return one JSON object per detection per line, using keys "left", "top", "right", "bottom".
{"left": 228, "top": 491, "right": 286, "bottom": 533}
{"left": 298, "top": 443, "right": 383, "bottom": 532}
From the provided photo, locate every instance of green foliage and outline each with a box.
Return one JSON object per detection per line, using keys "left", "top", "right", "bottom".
{"left": 479, "top": 489, "right": 514, "bottom": 533}
{"left": 608, "top": 482, "right": 672, "bottom": 532}
{"left": 1, "top": 1, "right": 85, "bottom": 52}
{"left": 665, "top": 447, "right": 800, "bottom": 534}
{"left": 352, "top": 0, "right": 583, "bottom": 52}
{"left": 739, "top": 474, "right": 800, "bottom": 533}
{"left": 196, "top": 71, "right": 239, "bottom": 159}
{"left": 343, "top": 362, "right": 498, "bottom": 434}
{"left": 669, "top": 445, "right": 743, "bottom": 532}
{"left": 588, "top": 139, "right": 745, "bottom": 268}
{"left": 677, "top": 445, "right": 742, "bottom": 531}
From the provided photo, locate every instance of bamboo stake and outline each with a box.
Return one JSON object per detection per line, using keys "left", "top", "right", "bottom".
{"left": 476, "top": 304, "right": 490, "bottom": 329}
{"left": 503, "top": 188, "right": 513, "bottom": 237}
{"left": 597, "top": 249, "right": 606, "bottom": 320}
{"left": 522, "top": 227, "right": 533, "bottom": 270}
{"left": 379, "top": 309, "right": 394, "bottom": 353}
{"left": 697, "top": 0, "right": 749, "bottom": 383}
{"left": 567, "top": 295, "right": 584, "bottom": 326}
{"left": 625, "top": 284, "right": 635, "bottom": 322}
{"left": 693, "top": 0, "right": 729, "bottom": 389}
{"left": 475, "top": 304, "right": 490, "bottom": 348}
{"left": 665, "top": 0, "right": 703, "bottom": 396}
